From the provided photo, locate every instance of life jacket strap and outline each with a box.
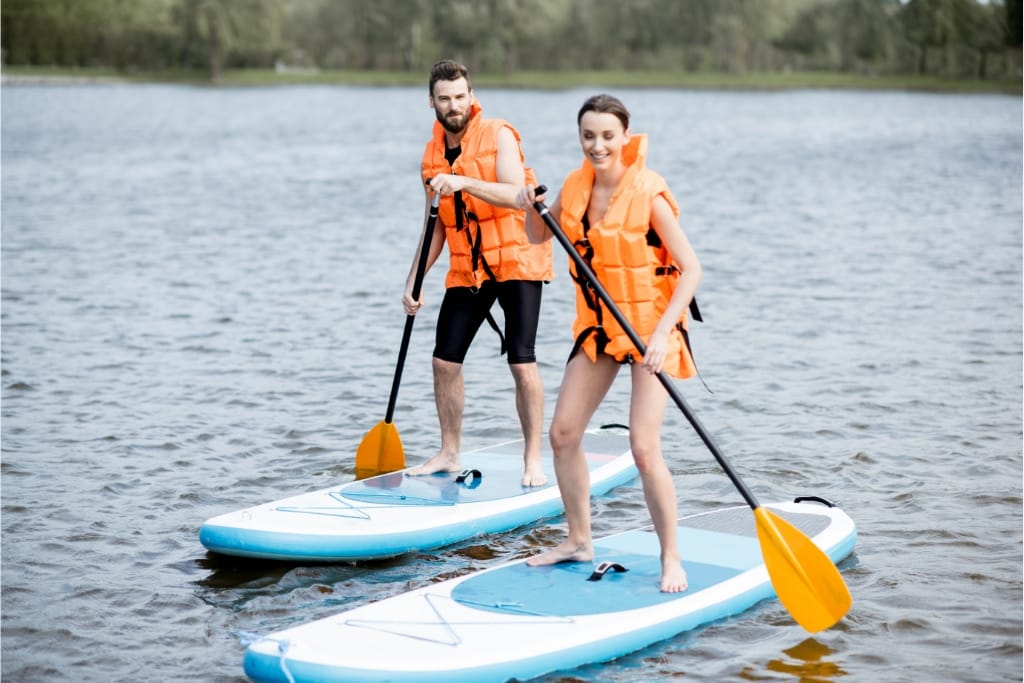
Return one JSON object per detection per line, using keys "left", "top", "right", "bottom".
{"left": 654, "top": 264, "right": 703, "bottom": 323}
{"left": 679, "top": 323, "right": 711, "bottom": 393}
{"left": 568, "top": 325, "right": 610, "bottom": 364}
{"left": 485, "top": 310, "right": 507, "bottom": 356}
{"left": 454, "top": 195, "right": 506, "bottom": 355}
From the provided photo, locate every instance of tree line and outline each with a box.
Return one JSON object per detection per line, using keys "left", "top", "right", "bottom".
{"left": 2, "top": 0, "right": 1020, "bottom": 82}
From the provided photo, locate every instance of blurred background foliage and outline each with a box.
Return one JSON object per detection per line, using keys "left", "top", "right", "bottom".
{"left": 1, "top": 0, "right": 1020, "bottom": 83}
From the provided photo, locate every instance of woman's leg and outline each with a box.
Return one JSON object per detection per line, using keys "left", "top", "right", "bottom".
{"left": 527, "top": 353, "right": 618, "bottom": 565}
{"left": 629, "top": 363, "right": 688, "bottom": 592}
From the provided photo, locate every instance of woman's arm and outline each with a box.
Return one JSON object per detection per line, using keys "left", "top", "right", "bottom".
{"left": 517, "top": 184, "right": 558, "bottom": 245}
{"left": 641, "top": 194, "right": 703, "bottom": 373}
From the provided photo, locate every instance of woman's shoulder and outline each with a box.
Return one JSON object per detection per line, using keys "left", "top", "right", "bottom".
{"left": 633, "top": 167, "right": 669, "bottom": 190}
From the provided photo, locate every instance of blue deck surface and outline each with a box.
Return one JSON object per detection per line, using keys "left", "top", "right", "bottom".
{"left": 340, "top": 452, "right": 556, "bottom": 505}
{"left": 200, "top": 440, "right": 635, "bottom": 561}
{"left": 451, "top": 526, "right": 761, "bottom": 616}
{"left": 242, "top": 503, "right": 856, "bottom": 683}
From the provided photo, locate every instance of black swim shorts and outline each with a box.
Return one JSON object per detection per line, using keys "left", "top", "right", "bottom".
{"left": 433, "top": 280, "right": 543, "bottom": 365}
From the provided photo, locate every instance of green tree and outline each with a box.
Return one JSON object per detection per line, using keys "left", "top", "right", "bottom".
{"left": 962, "top": 0, "right": 1016, "bottom": 77}
{"left": 836, "top": 0, "right": 900, "bottom": 71}
{"left": 899, "top": 0, "right": 977, "bottom": 75}
{"left": 1, "top": 0, "right": 1017, "bottom": 82}
{"left": 174, "top": 0, "right": 281, "bottom": 80}
{"left": 1007, "top": 0, "right": 1023, "bottom": 46}
{"left": 1, "top": 0, "right": 177, "bottom": 68}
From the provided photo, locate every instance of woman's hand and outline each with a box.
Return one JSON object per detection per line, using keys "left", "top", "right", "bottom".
{"left": 515, "top": 184, "right": 545, "bottom": 211}
{"left": 642, "top": 329, "right": 670, "bottom": 374}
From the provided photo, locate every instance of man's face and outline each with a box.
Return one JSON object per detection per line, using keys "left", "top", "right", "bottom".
{"left": 430, "top": 77, "right": 472, "bottom": 134}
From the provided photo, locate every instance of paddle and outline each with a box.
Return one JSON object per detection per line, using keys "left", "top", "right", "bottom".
{"left": 530, "top": 187, "right": 851, "bottom": 633}
{"left": 355, "top": 191, "right": 441, "bottom": 479}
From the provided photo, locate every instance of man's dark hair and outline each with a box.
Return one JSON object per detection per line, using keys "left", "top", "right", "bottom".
{"left": 429, "top": 59, "right": 471, "bottom": 96}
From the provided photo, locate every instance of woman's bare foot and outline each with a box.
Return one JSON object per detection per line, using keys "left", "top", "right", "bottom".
{"left": 526, "top": 540, "right": 593, "bottom": 566}
{"left": 660, "top": 558, "right": 688, "bottom": 593}
{"left": 521, "top": 462, "right": 548, "bottom": 487}
{"left": 406, "top": 452, "right": 460, "bottom": 476}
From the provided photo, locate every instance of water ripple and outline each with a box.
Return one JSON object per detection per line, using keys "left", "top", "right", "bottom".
{"left": 1, "top": 85, "right": 1020, "bottom": 682}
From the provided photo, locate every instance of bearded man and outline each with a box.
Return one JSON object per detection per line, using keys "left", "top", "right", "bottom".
{"left": 402, "top": 59, "right": 553, "bottom": 487}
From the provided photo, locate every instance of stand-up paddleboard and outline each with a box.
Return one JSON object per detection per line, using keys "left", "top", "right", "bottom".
{"left": 242, "top": 498, "right": 855, "bottom": 683}
{"left": 200, "top": 426, "right": 637, "bottom": 562}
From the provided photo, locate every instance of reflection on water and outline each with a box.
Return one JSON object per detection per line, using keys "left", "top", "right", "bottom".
{"left": 196, "top": 555, "right": 299, "bottom": 591}
{"left": 1, "top": 84, "right": 1021, "bottom": 682}
{"left": 760, "top": 638, "right": 848, "bottom": 682}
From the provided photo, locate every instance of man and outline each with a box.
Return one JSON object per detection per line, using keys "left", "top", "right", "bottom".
{"left": 403, "top": 59, "right": 553, "bottom": 486}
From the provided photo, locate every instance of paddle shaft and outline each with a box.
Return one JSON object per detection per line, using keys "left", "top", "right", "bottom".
{"left": 532, "top": 191, "right": 760, "bottom": 510}
{"left": 384, "top": 192, "right": 440, "bottom": 424}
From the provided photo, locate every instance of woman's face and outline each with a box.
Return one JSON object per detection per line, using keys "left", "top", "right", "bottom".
{"left": 578, "top": 111, "right": 629, "bottom": 171}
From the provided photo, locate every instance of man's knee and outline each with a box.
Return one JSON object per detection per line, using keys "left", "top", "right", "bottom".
{"left": 433, "top": 356, "right": 462, "bottom": 380}
{"left": 509, "top": 362, "right": 541, "bottom": 388}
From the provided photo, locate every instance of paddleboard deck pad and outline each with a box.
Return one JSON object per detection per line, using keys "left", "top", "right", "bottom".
{"left": 242, "top": 498, "right": 856, "bottom": 683}
{"left": 200, "top": 427, "right": 637, "bottom": 562}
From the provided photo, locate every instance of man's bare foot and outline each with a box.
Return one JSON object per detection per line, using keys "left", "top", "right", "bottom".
{"left": 526, "top": 540, "right": 593, "bottom": 566}
{"left": 660, "top": 559, "right": 688, "bottom": 593}
{"left": 521, "top": 462, "right": 548, "bottom": 487}
{"left": 406, "top": 452, "right": 460, "bottom": 476}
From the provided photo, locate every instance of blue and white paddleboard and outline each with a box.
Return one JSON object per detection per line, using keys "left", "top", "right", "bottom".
{"left": 241, "top": 498, "right": 856, "bottom": 683}
{"left": 199, "top": 427, "right": 637, "bottom": 562}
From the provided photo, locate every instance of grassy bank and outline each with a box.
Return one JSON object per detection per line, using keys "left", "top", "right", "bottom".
{"left": 3, "top": 64, "right": 1020, "bottom": 94}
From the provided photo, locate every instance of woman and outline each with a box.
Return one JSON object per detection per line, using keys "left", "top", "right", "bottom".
{"left": 516, "top": 94, "right": 702, "bottom": 592}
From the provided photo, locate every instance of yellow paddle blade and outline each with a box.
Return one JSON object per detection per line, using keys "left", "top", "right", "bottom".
{"left": 355, "top": 421, "right": 405, "bottom": 480}
{"left": 754, "top": 507, "right": 853, "bottom": 633}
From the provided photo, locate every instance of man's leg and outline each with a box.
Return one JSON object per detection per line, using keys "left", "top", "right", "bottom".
{"left": 407, "top": 286, "right": 489, "bottom": 476}
{"left": 498, "top": 280, "right": 547, "bottom": 486}
{"left": 407, "top": 357, "right": 464, "bottom": 475}
{"left": 509, "top": 361, "right": 545, "bottom": 486}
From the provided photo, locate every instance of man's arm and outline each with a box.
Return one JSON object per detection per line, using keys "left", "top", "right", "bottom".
{"left": 402, "top": 187, "right": 447, "bottom": 315}
{"left": 426, "top": 127, "right": 524, "bottom": 208}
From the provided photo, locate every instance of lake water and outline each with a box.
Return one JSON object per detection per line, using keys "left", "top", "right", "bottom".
{"left": 2, "top": 82, "right": 1020, "bottom": 682}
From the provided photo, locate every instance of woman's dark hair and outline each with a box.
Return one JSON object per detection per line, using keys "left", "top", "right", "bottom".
{"left": 429, "top": 59, "right": 471, "bottom": 96}
{"left": 577, "top": 94, "right": 630, "bottom": 130}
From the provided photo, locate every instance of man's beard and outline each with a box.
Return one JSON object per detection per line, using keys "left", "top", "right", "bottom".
{"left": 437, "top": 108, "right": 469, "bottom": 134}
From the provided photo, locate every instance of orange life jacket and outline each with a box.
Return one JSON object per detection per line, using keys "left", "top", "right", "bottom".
{"left": 559, "top": 134, "right": 699, "bottom": 379}
{"left": 421, "top": 101, "right": 553, "bottom": 289}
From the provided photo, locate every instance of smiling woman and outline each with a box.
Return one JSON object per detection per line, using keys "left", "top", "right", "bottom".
{"left": 517, "top": 93, "right": 705, "bottom": 594}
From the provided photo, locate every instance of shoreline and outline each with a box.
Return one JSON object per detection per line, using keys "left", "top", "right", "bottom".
{"left": 2, "top": 66, "right": 1020, "bottom": 95}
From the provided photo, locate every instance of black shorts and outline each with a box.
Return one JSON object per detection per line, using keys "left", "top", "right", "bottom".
{"left": 434, "top": 280, "right": 543, "bottom": 365}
